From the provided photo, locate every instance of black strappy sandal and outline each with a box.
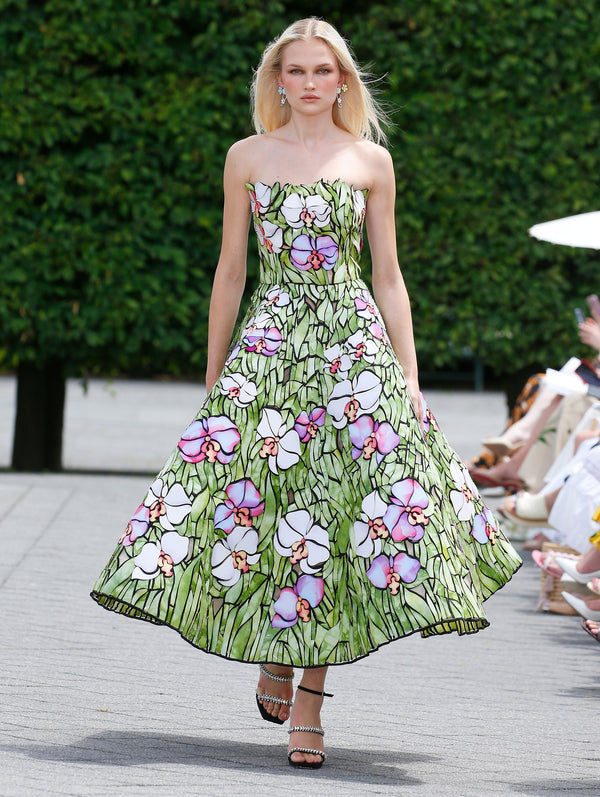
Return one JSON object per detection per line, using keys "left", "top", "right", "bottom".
{"left": 255, "top": 663, "right": 294, "bottom": 725}
{"left": 287, "top": 684, "right": 333, "bottom": 769}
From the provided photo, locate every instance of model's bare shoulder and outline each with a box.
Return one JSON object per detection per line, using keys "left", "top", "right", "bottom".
{"left": 224, "top": 136, "right": 264, "bottom": 181}
{"left": 346, "top": 140, "right": 393, "bottom": 192}
{"left": 226, "top": 134, "right": 281, "bottom": 183}
{"left": 355, "top": 140, "right": 392, "bottom": 168}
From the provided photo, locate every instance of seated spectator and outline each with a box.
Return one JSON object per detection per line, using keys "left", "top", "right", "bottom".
{"left": 501, "top": 430, "right": 600, "bottom": 550}
{"left": 469, "top": 316, "right": 600, "bottom": 492}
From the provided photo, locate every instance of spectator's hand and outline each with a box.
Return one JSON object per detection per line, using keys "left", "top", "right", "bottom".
{"left": 579, "top": 318, "right": 600, "bottom": 352}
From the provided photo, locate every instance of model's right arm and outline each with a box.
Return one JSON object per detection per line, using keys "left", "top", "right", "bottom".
{"left": 205, "top": 142, "right": 253, "bottom": 392}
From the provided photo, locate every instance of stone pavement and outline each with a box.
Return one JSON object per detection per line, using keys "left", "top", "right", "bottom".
{"left": 0, "top": 377, "right": 598, "bottom": 796}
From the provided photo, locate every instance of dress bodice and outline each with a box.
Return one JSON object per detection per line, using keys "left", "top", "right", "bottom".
{"left": 246, "top": 179, "right": 368, "bottom": 284}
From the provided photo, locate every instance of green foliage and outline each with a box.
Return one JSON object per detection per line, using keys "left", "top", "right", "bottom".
{"left": 1, "top": 0, "right": 599, "bottom": 378}
{"left": 0, "top": 0, "right": 286, "bottom": 374}
{"left": 345, "top": 1, "right": 600, "bottom": 371}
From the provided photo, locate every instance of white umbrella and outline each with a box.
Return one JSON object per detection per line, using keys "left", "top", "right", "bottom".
{"left": 529, "top": 211, "right": 600, "bottom": 250}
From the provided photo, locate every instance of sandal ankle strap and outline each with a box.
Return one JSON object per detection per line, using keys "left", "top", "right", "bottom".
{"left": 297, "top": 684, "right": 333, "bottom": 698}
{"left": 259, "top": 663, "right": 294, "bottom": 683}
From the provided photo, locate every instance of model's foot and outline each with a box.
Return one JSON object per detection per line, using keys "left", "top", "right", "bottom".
{"left": 256, "top": 664, "right": 294, "bottom": 722}
{"left": 288, "top": 684, "right": 326, "bottom": 766}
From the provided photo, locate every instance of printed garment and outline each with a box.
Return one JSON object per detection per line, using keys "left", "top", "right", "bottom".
{"left": 91, "top": 178, "right": 521, "bottom": 667}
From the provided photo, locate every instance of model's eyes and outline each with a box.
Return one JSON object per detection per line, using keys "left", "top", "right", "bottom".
{"left": 287, "top": 68, "right": 332, "bottom": 75}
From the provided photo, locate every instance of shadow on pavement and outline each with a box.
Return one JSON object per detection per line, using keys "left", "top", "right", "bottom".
{"left": 510, "top": 780, "right": 600, "bottom": 794}
{"left": 3, "top": 731, "right": 435, "bottom": 785}
{"left": 559, "top": 683, "right": 600, "bottom": 699}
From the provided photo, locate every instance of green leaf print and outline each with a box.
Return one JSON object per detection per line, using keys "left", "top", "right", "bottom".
{"left": 190, "top": 489, "right": 211, "bottom": 522}
{"left": 403, "top": 590, "right": 436, "bottom": 625}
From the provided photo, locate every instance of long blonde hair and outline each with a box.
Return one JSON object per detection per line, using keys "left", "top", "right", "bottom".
{"left": 251, "top": 18, "right": 388, "bottom": 145}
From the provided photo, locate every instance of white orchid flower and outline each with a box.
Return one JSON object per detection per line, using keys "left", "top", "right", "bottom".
{"left": 211, "top": 526, "right": 260, "bottom": 586}
{"left": 132, "top": 531, "right": 189, "bottom": 580}
{"left": 449, "top": 460, "right": 478, "bottom": 521}
{"left": 281, "top": 193, "right": 332, "bottom": 229}
{"left": 275, "top": 509, "right": 331, "bottom": 574}
{"left": 256, "top": 408, "right": 302, "bottom": 474}
{"left": 143, "top": 478, "right": 192, "bottom": 531}
{"left": 219, "top": 373, "right": 258, "bottom": 407}
{"left": 352, "top": 490, "right": 390, "bottom": 558}
{"left": 326, "top": 370, "right": 382, "bottom": 429}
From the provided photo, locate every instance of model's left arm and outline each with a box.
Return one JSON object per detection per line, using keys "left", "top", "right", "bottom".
{"left": 366, "top": 147, "right": 423, "bottom": 427}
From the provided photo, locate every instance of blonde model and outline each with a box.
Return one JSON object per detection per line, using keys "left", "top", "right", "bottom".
{"left": 92, "top": 18, "right": 521, "bottom": 769}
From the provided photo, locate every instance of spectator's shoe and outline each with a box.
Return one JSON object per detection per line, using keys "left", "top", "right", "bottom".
{"left": 581, "top": 619, "right": 600, "bottom": 643}
{"left": 470, "top": 469, "right": 525, "bottom": 492}
{"left": 532, "top": 549, "right": 578, "bottom": 578}
{"left": 501, "top": 492, "right": 548, "bottom": 525}
{"left": 482, "top": 435, "right": 525, "bottom": 458}
{"left": 555, "top": 557, "right": 600, "bottom": 584}
{"left": 561, "top": 592, "right": 600, "bottom": 621}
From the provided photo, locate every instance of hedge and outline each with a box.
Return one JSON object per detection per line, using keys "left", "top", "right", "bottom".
{"left": 1, "top": 0, "right": 599, "bottom": 381}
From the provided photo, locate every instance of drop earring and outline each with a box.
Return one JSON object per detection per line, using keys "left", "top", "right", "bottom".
{"left": 278, "top": 86, "right": 287, "bottom": 105}
{"left": 337, "top": 82, "right": 348, "bottom": 109}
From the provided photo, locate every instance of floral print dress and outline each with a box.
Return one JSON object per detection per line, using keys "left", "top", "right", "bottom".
{"left": 91, "top": 178, "right": 521, "bottom": 667}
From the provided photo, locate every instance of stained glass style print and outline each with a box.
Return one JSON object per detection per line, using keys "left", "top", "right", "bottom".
{"left": 91, "top": 179, "right": 521, "bottom": 666}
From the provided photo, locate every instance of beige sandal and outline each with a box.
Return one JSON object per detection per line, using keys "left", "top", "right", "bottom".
{"left": 482, "top": 435, "right": 525, "bottom": 458}
{"left": 502, "top": 492, "right": 548, "bottom": 526}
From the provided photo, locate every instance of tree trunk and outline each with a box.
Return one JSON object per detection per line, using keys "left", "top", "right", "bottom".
{"left": 11, "top": 359, "right": 66, "bottom": 471}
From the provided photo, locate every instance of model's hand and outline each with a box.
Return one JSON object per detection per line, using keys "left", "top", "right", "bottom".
{"left": 579, "top": 318, "right": 600, "bottom": 352}
{"left": 406, "top": 376, "right": 425, "bottom": 436}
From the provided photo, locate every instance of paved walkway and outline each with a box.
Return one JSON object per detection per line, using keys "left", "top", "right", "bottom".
{"left": 1, "top": 378, "right": 598, "bottom": 796}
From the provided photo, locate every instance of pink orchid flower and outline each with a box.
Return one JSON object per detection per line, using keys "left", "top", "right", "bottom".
{"left": 120, "top": 504, "right": 150, "bottom": 546}
{"left": 368, "top": 322, "right": 390, "bottom": 346}
{"left": 419, "top": 393, "right": 438, "bottom": 434}
{"left": 290, "top": 234, "right": 338, "bottom": 271}
{"left": 471, "top": 507, "right": 498, "bottom": 545}
{"left": 244, "top": 326, "right": 282, "bottom": 356}
{"left": 366, "top": 553, "right": 421, "bottom": 593}
{"left": 272, "top": 574, "right": 325, "bottom": 628}
{"left": 383, "top": 479, "right": 430, "bottom": 543}
{"left": 294, "top": 407, "right": 326, "bottom": 442}
{"left": 178, "top": 416, "right": 240, "bottom": 465}
{"left": 348, "top": 415, "right": 402, "bottom": 465}
{"left": 213, "top": 479, "right": 265, "bottom": 534}
{"left": 354, "top": 289, "right": 377, "bottom": 320}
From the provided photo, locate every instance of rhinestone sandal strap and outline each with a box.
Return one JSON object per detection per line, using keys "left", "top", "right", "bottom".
{"left": 256, "top": 692, "right": 293, "bottom": 706}
{"left": 259, "top": 663, "right": 294, "bottom": 683}
{"left": 296, "top": 684, "right": 333, "bottom": 697}
{"left": 288, "top": 747, "right": 326, "bottom": 761}
{"left": 288, "top": 725, "right": 324, "bottom": 736}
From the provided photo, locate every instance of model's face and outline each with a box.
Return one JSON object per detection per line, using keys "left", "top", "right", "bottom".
{"left": 279, "top": 38, "right": 343, "bottom": 113}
